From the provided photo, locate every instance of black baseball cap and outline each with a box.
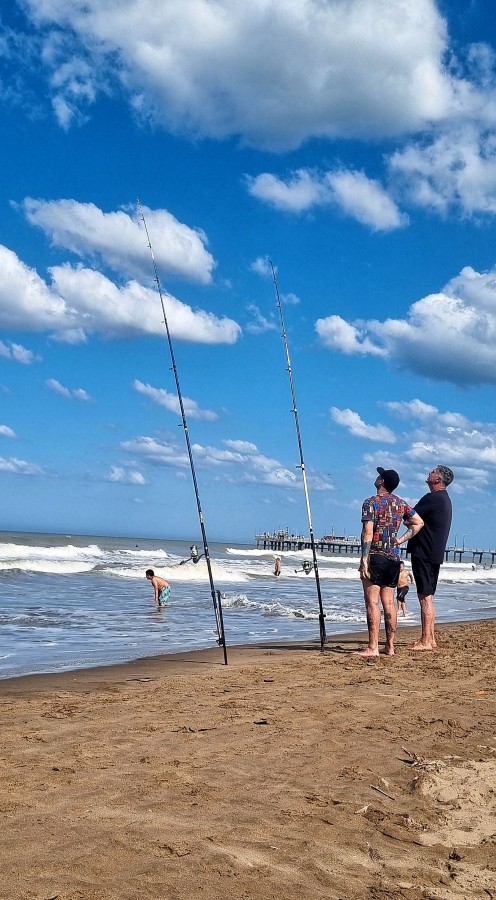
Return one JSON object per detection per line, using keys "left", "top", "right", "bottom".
{"left": 377, "top": 466, "right": 400, "bottom": 492}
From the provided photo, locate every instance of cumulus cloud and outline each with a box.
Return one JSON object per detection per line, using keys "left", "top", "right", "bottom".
{"left": 382, "top": 399, "right": 468, "bottom": 428}
{"left": 389, "top": 126, "right": 496, "bottom": 217}
{"left": 281, "top": 292, "right": 300, "bottom": 306}
{"left": 247, "top": 170, "right": 325, "bottom": 213}
{"left": 330, "top": 407, "right": 396, "bottom": 443}
{"left": 133, "top": 379, "right": 218, "bottom": 421}
{"left": 0, "top": 245, "right": 240, "bottom": 345}
{"left": 245, "top": 304, "right": 277, "bottom": 335}
{"left": 17, "top": 0, "right": 468, "bottom": 150}
{"left": 251, "top": 256, "right": 273, "bottom": 278}
{"left": 0, "top": 456, "right": 44, "bottom": 475}
{"left": 121, "top": 433, "right": 319, "bottom": 488}
{"left": 359, "top": 398, "right": 496, "bottom": 493}
{"left": 45, "top": 378, "right": 92, "bottom": 400}
{"left": 247, "top": 168, "right": 407, "bottom": 230}
{"left": 0, "top": 339, "right": 39, "bottom": 364}
{"left": 315, "top": 316, "right": 386, "bottom": 357}
{"left": 316, "top": 266, "right": 496, "bottom": 385}
{"left": 326, "top": 170, "right": 407, "bottom": 230}
{"left": 0, "top": 425, "right": 16, "bottom": 438}
{"left": 21, "top": 199, "right": 215, "bottom": 284}
{"left": 49, "top": 56, "right": 100, "bottom": 129}
{"left": 105, "top": 466, "right": 146, "bottom": 485}
{"left": 223, "top": 439, "right": 258, "bottom": 453}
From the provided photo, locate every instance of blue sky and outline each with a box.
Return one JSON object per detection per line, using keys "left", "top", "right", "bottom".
{"left": 1, "top": 0, "right": 496, "bottom": 546}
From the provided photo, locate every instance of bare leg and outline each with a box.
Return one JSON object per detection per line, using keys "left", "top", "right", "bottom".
{"left": 356, "top": 580, "right": 381, "bottom": 656}
{"left": 412, "top": 593, "right": 437, "bottom": 650}
{"left": 381, "top": 586, "right": 397, "bottom": 655}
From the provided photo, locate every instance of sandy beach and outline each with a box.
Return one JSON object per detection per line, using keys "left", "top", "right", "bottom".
{"left": 0, "top": 620, "right": 494, "bottom": 899}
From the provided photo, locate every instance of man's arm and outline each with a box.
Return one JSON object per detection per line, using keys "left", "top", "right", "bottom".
{"left": 151, "top": 576, "right": 160, "bottom": 603}
{"left": 359, "top": 520, "right": 374, "bottom": 579}
{"left": 395, "top": 512, "right": 424, "bottom": 547}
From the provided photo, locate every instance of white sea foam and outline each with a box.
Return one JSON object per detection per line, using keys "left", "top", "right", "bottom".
{"left": 0, "top": 560, "right": 96, "bottom": 574}
{"left": 0, "top": 542, "right": 104, "bottom": 561}
{"left": 1, "top": 530, "right": 494, "bottom": 679}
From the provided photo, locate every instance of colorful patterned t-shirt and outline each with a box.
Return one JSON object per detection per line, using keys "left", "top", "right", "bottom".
{"left": 361, "top": 493, "right": 415, "bottom": 559}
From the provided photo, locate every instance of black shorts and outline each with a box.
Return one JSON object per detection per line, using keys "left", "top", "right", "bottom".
{"left": 411, "top": 556, "right": 440, "bottom": 596}
{"left": 396, "top": 586, "right": 409, "bottom": 602}
{"left": 368, "top": 554, "right": 401, "bottom": 588}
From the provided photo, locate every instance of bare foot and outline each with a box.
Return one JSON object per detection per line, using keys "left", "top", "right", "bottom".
{"left": 411, "top": 640, "right": 435, "bottom": 651}
{"left": 381, "top": 648, "right": 395, "bottom": 656}
{"left": 354, "top": 648, "right": 379, "bottom": 657}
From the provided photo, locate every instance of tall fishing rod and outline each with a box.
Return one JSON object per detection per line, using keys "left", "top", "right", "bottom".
{"left": 270, "top": 261, "right": 327, "bottom": 651}
{"left": 138, "top": 200, "right": 228, "bottom": 665}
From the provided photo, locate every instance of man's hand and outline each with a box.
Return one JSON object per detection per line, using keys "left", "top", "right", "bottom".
{"left": 360, "top": 523, "right": 373, "bottom": 581}
{"left": 359, "top": 559, "right": 370, "bottom": 580}
{"left": 396, "top": 512, "right": 424, "bottom": 547}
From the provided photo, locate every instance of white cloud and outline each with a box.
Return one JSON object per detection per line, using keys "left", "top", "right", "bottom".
{"left": 20, "top": 0, "right": 467, "bottom": 150}
{"left": 245, "top": 304, "right": 277, "bottom": 335}
{"left": 381, "top": 399, "right": 439, "bottom": 421}
{"left": 21, "top": 199, "right": 215, "bottom": 284}
{"left": 325, "top": 170, "right": 408, "bottom": 230}
{"left": 223, "top": 439, "right": 258, "bottom": 453}
{"left": 281, "top": 292, "right": 300, "bottom": 306}
{"left": 315, "top": 315, "right": 386, "bottom": 357}
{"left": 121, "top": 433, "right": 311, "bottom": 488}
{"left": 45, "top": 378, "right": 70, "bottom": 398}
{"left": 389, "top": 126, "right": 496, "bottom": 216}
{"left": 133, "top": 379, "right": 218, "bottom": 421}
{"left": 359, "top": 400, "right": 496, "bottom": 495}
{"left": 317, "top": 266, "right": 496, "bottom": 385}
{"left": 106, "top": 466, "right": 146, "bottom": 485}
{"left": 247, "top": 168, "right": 407, "bottom": 231}
{"left": 49, "top": 57, "right": 98, "bottom": 128}
{"left": 0, "top": 339, "right": 39, "bottom": 364}
{"left": 0, "top": 456, "right": 44, "bottom": 475}
{"left": 72, "top": 388, "right": 91, "bottom": 401}
{"left": 382, "top": 399, "right": 468, "bottom": 428}
{"left": 246, "top": 170, "right": 325, "bottom": 213}
{"left": 0, "top": 245, "right": 240, "bottom": 345}
{"left": 45, "top": 378, "right": 92, "bottom": 400}
{"left": 330, "top": 407, "right": 396, "bottom": 443}
{"left": 251, "top": 256, "right": 273, "bottom": 278}
{"left": 121, "top": 436, "right": 190, "bottom": 469}
{"left": 0, "top": 425, "right": 16, "bottom": 438}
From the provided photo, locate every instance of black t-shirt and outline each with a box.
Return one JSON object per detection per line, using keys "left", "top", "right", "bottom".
{"left": 407, "top": 490, "right": 452, "bottom": 565}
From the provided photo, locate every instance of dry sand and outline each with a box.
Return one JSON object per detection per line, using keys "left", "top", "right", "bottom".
{"left": 0, "top": 620, "right": 494, "bottom": 899}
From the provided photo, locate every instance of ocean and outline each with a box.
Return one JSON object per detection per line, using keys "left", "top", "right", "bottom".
{"left": 1, "top": 530, "right": 495, "bottom": 679}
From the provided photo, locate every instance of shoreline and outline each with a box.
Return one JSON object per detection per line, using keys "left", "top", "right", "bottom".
{"left": 0, "top": 618, "right": 494, "bottom": 898}
{"left": 0, "top": 617, "right": 490, "bottom": 691}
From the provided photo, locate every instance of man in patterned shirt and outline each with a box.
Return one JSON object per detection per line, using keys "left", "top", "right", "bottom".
{"left": 357, "top": 467, "right": 423, "bottom": 657}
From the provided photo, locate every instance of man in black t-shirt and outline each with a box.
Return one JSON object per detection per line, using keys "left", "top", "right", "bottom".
{"left": 396, "top": 465, "right": 453, "bottom": 651}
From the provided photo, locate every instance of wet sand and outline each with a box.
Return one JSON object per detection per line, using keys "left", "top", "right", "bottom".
{"left": 0, "top": 620, "right": 495, "bottom": 899}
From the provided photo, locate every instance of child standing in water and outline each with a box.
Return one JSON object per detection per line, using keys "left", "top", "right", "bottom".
{"left": 145, "top": 569, "right": 170, "bottom": 608}
{"left": 396, "top": 561, "right": 413, "bottom": 616}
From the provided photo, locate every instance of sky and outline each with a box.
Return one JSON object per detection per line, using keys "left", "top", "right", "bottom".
{"left": 1, "top": 0, "right": 496, "bottom": 547}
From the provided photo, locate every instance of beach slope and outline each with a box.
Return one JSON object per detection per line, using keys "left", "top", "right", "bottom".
{"left": 0, "top": 620, "right": 494, "bottom": 899}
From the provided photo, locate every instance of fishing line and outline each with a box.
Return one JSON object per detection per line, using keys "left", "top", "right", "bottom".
{"left": 138, "top": 200, "right": 228, "bottom": 664}
{"left": 270, "top": 261, "right": 327, "bottom": 651}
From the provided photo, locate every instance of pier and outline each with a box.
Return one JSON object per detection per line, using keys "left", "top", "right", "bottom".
{"left": 447, "top": 548, "right": 496, "bottom": 565}
{"left": 255, "top": 530, "right": 361, "bottom": 555}
{"left": 255, "top": 530, "right": 496, "bottom": 566}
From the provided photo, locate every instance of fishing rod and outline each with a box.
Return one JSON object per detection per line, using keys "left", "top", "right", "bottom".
{"left": 138, "top": 200, "right": 228, "bottom": 664}
{"left": 270, "top": 261, "right": 327, "bottom": 651}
